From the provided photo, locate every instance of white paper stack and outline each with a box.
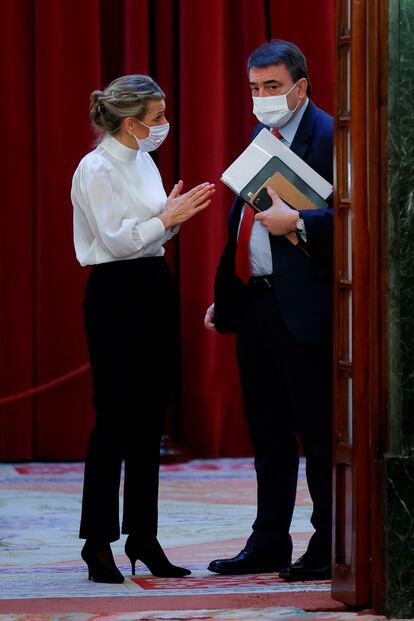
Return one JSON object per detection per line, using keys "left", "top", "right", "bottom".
{"left": 221, "top": 128, "right": 333, "bottom": 200}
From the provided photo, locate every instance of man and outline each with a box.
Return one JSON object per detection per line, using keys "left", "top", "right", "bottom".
{"left": 204, "top": 39, "right": 333, "bottom": 582}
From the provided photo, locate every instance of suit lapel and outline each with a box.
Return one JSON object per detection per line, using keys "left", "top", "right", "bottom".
{"left": 290, "top": 100, "right": 318, "bottom": 160}
{"left": 228, "top": 196, "right": 245, "bottom": 242}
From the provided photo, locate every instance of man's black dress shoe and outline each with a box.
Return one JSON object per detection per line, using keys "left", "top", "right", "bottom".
{"left": 278, "top": 552, "right": 331, "bottom": 581}
{"left": 208, "top": 547, "right": 291, "bottom": 575}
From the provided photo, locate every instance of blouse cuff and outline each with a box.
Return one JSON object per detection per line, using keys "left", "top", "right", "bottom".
{"left": 131, "top": 217, "right": 166, "bottom": 248}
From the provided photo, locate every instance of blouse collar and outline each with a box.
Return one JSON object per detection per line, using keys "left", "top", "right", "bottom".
{"left": 100, "top": 134, "right": 138, "bottom": 162}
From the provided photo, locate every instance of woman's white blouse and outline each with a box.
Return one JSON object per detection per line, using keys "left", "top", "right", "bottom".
{"left": 71, "top": 134, "right": 178, "bottom": 266}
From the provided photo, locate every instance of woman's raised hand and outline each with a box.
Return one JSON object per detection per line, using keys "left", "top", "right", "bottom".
{"left": 158, "top": 180, "right": 215, "bottom": 229}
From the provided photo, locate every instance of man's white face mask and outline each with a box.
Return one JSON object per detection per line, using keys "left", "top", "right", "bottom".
{"left": 134, "top": 120, "right": 170, "bottom": 152}
{"left": 253, "top": 82, "right": 299, "bottom": 128}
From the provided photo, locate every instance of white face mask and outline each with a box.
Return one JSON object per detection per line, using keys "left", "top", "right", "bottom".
{"left": 134, "top": 120, "right": 170, "bottom": 152}
{"left": 252, "top": 83, "right": 299, "bottom": 128}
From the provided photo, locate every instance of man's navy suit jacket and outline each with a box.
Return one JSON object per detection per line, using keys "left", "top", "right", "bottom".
{"left": 214, "top": 100, "right": 334, "bottom": 348}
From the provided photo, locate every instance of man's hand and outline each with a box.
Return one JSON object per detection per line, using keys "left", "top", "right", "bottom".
{"left": 204, "top": 303, "right": 216, "bottom": 331}
{"left": 254, "top": 187, "right": 299, "bottom": 236}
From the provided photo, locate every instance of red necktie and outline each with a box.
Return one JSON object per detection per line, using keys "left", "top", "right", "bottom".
{"left": 235, "top": 205, "right": 255, "bottom": 284}
{"left": 272, "top": 127, "right": 282, "bottom": 139}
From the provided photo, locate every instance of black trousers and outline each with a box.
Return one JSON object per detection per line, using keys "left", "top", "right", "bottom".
{"left": 79, "top": 257, "right": 177, "bottom": 542}
{"left": 237, "top": 283, "right": 332, "bottom": 557}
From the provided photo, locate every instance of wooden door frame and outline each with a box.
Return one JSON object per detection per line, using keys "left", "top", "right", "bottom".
{"left": 367, "top": 0, "right": 388, "bottom": 613}
{"left": 332, "top": 0, "right": 388, "bottom": 610}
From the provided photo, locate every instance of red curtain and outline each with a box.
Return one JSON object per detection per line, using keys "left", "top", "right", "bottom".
{"left": 0, "top": 0, "right": 333, "bottom": 460}
{"left": 0, "top": 0, "right": 35, "bottom": 459}
{"left": 178, "top": 0, "right": 334, "bottom": 456}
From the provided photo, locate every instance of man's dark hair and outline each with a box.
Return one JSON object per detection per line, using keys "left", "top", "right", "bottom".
{"left": 247, "top": 39, "right": 311, "bottom": 96}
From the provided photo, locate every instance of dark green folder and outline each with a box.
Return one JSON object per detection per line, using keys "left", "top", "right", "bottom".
{"left": 239, "top": 156, "right": 331, "bottom": 211}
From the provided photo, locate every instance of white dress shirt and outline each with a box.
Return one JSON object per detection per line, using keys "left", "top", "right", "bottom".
{"left": 71, "top": 134, "right": 178, "bottom": 266}
{"left": 243, "top": 98, "right": 309, "bottom": 276}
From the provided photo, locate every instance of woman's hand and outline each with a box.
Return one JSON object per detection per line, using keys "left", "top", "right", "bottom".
{"left": 158, "top": 180, "right": 215, "bottom": 229}
{"left": 204, "top": 303, "right": 216, "bottom": 331}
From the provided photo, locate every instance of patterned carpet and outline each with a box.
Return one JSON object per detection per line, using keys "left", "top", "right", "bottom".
{"left": 0, "top": 459, "right": 384, "bottom": 620}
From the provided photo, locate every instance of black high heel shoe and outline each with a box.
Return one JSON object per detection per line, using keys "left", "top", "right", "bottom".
{"left": 125, "top": 535, "right": 191, "bottom": 577}
{"left": 81, "top": 539, "right": 125, "bottom": 583}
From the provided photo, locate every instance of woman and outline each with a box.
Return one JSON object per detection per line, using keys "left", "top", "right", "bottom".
{"left": 71, "top": 74, "right": 214, "bottom": 584}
